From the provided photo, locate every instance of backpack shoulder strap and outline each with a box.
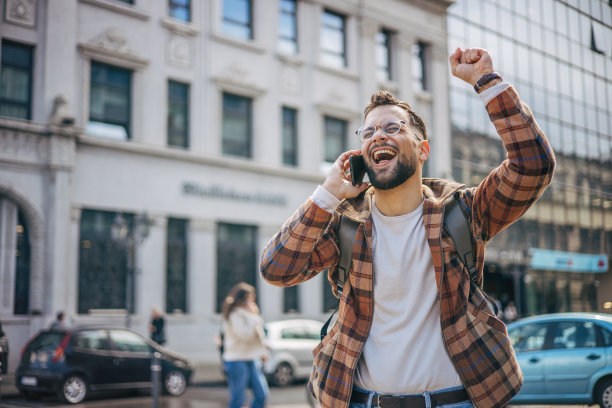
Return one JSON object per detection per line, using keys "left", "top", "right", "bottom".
{"left": 321, "top": 215, "right": 359, "bottom": 340}
{"left": 443, "top": 194, "right": 477, "bottom": 282}
{"left": 443, "top": 194, "right": 499, "bottom": 316}
{"left": 336, "top": 215, "right": 359, "bottom": 295}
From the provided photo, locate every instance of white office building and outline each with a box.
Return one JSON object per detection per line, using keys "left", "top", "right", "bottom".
{"left": 0, "top": 0, "right": 453, "bottom": 369}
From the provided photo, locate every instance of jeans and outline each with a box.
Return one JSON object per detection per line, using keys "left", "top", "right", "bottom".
{"left": 224, "top": 360, "right": 269, "bottom": 408}
{"left": 349, "top": 385, "right": 473, "bottom": 408}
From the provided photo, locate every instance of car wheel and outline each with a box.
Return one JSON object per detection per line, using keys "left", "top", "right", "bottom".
{"left": 597, "top": 378, "right": 612, "bottom": 408}
{"left": 163, "top": 370, "right": 187, "bottom": 396}
{"left": 58, "top": 375, "right": 88, "bottom": 404}
{"left": 273, "top": 362, "right": 294, "bottom": 387}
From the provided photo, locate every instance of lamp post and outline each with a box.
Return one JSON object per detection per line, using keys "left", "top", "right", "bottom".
{"left": 111, "top": 212, "right": 152, "bottom": 328}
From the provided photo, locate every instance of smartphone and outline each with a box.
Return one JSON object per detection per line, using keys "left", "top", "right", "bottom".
{"left": 349, "top": 155, "right": 367, "bottom": 186}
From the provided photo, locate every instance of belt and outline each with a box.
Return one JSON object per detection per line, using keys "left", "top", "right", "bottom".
{"left": 350, "top": 387, "right": 470, "bottom": 408}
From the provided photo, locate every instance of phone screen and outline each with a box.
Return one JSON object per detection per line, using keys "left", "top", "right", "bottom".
{"left": 349, "top": 155, "right": 367, "bottom": 186}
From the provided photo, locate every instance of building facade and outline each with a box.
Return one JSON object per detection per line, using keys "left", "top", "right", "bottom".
{"left": 0, "top": 0, "right": 453, "bottom": 368}
{"left": 448, "top": 0, "right": 612, "bottom": 317}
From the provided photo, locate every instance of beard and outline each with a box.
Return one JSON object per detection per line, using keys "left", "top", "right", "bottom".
{"left": 365, "top": 150, "right": 417, "bottom": 190}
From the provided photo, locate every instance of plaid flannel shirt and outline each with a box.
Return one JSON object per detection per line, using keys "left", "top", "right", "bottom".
{"left": 260, "top": 86, "right": 555, "bottom": 408}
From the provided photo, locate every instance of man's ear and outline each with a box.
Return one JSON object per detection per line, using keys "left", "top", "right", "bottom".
{"left": 419, "top": 140, "right": 430, "bottom": 161}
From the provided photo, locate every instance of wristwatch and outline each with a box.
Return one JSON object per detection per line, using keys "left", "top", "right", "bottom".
{"left": 473, "top": 72, "right": 502, "bottom": 93}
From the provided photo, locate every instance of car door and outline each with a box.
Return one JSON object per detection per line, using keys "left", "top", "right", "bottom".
{"left": 509, "top": 322, "right": 551, "bottom": 398}
{"left": 68, "top": 329, "right": 116, "bottom": 387}
{"left": 108, "top": 329, "right": 152, "bottom": 387}
{"left": 543, "top": 320, "right": 605, "bottom": 396}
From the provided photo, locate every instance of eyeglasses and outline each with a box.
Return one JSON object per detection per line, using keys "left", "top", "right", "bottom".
{"left": 356, "top": 121, "right": 406, "bottom": 142}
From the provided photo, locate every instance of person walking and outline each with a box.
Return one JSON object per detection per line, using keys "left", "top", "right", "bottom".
{"left": 221, "top": 282, "right": 269, "bottom": 408}
{"left": 49, "top": 311, "right": 67, "bottom": 330}
{"left": 261, "top": 47, "right": 555, "bottom": 408}
{"left": 149, "top": 307, "right": 167, "bottom": 346}
{"left": 0, "top": 321, "right": 9, "bottom": 374}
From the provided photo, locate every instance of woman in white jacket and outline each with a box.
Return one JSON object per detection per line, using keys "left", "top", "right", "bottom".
{"left": 221, "top": 282, "right": 269, "bottom": 408}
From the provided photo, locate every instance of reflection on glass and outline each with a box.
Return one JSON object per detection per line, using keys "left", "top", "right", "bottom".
{"left": 278, "top": 0, "right": 297, "bottom": 54}
{"left": 376, "top": 29, "right": 392, "bottom": 82}
{"left": 223, "top": 0, "right": 252, "bottom": 40}
{"left": 320, "top": 10, "right": 346, "bottom": 69}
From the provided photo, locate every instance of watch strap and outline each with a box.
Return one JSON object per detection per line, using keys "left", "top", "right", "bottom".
{"left": 473, "top": 72, "right": 502, "bottom": 93}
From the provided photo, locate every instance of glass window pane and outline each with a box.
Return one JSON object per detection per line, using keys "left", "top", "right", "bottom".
{"left": 88, "top": 62, "right": 131, "bottom": 140}
{"left": 168, "top": 81, "right": 189, "bottom": 148}
{"left": 216, "top": 223, "right": 258, "bottom": 313}
{"left": 223, "top": 0, "right": 252, "bottom": 39}
{"left": 282, "top": 107, "right": 298, "bottom": 166}
{"left": 320, "top": 10, "right": 346, "bottom": 68}
{"left": 169, "top": 0, "right": 190, "bottom": 22}
{"left": 0, "top": 41, "right": 33, "bottom": 120}
{"left": 167, "top": 218, "right": 188, "bottom": 313}
{"left": 278, "top": 0, "right": 297, "bottom": 54}
{"left": 324, "top": 116, "right": 347, "bottom": 162}
{"left": 222, "top": 93, "right": 251, "bottom": 157}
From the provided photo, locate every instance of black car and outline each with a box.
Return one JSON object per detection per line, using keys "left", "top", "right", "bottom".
{"left": 16, "top": 326, "right": 194, "bottom": 404}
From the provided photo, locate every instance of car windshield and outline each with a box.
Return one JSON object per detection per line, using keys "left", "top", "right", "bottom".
{"left": 28, "top": 332, "right": 65, "bottom": 352}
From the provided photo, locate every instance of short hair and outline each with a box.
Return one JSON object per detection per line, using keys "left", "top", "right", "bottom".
{"left": 57, "top": 311, "right": 65, "bottom": 320}
{"left": 363, "top": 91, "right": 428, "bottom": 140}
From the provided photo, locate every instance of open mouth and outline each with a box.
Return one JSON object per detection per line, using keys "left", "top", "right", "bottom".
{"left": 371, "top": 148, "right": 397, "bottom": 164}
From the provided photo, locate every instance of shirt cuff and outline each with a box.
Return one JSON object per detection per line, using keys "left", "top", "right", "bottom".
{"left": 311, "top": 185, "right": 341, "bottom": 213}
{"left": 479, "top": 82, "right": 510, "bottom": 105}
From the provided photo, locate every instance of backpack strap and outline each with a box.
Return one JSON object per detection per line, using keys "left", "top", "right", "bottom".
{"left": 443, "top": 193, "right": 499, "bottom": 316}
{"left": 336, "top": 215, "right": 359, "bottom": 295}
{"left": 321, "top": 215, "right": 359, "bottom": 340}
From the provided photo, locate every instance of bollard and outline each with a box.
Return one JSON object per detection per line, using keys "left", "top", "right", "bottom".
{"left": 151, "top": 351, "right": 161, "bottom": 408}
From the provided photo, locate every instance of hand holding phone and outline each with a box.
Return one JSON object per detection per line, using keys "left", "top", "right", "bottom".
{"left": 349, "top": 155, "right": 367, "bottom": 186}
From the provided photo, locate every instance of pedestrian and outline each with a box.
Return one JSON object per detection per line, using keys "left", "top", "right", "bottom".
{"left": 49, "top": 311, "right": 67, "bottom": 330}
{"left": 221, "top": 282, "right": 269, "bottom": 408}
{"left": 0, "top": 321, "right": 9, "bottom": 374}
{"left": 261, "top": 47, "right": 555, "bottom": 408}
{"left": 504, "top": 301, "right": 519, "bottom": 323}
{"left": 149, "top": 307, "right": 166, "bottom": 346}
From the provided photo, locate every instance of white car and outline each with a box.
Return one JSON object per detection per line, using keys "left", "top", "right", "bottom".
{"left": 263, "top": 319, "right": 323, "bottom": 387}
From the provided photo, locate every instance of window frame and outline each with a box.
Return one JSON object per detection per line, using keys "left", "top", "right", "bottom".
{"left": 320, "top": 9, "right": 347, "bottom": 69}
{"left": 169, "top": 0, "right": 191, "bottom": 22}
{"left": 166, "top": 217, "right": 189, "bottom": 314}
{"left": 278, "top": 0, "right": 298, "bottom": 54}
{"left": 323, "top": 115, "right": 348, "bottom": 163}
{"left": 376, "top": 28, "right": 393, "bottom": 82}
{"left": 88, "top": 61, "right": 132, "bottom": 140}
{"left": 167, "top": 80, "right": 190, "bottom": 148}
{"left": 281, "top": 106, "right": 298, "bottom": 166}
{"left": 222, "top": 92, "right": 253, "bottom": 158}
{"left": 222, "top": 0, "right": 253, "bottom": 40}
{"left": 412, "top": 40, "right": 430, "bottom": 92}
{"left": 0, "top": 40, "right": 34, "bottom": 120}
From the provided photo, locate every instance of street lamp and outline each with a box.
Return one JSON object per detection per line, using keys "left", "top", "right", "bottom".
{"left": 111, "top": 212, "right": 152, "bottom": 328}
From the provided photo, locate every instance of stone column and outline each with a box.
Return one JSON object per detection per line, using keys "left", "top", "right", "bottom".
{"left": 0, "top": 199, "right": 18, "bottom": 315}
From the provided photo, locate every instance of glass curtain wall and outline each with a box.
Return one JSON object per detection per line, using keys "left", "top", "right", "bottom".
{"left": 447, "top": 0, "right": 611, "bottom": 316}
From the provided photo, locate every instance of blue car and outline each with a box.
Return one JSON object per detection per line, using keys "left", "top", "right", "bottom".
{"left": 507, "top": 313, "right": 612, "bottom": 407}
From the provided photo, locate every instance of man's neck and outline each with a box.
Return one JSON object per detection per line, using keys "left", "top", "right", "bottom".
{"left": 372, "top": 175, "right": 424, "bottom": 217}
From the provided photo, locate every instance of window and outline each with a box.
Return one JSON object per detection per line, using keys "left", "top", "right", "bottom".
{"left": 0, "top": 41, "right": 33, "bottom": 120}
{"left": 78, "top": 210, "right": 133, "bottom": 313}
{"left": 222, "top": 0, "right": 252, "bottom": 40}
{"left": 321, "top": 10, "right": 346, "bottom": 68}
{"left": 324, "top": 116, "right": 347, "bottom": 162}
{"left": 278, "top": 0, "right": 297, "bottom": 54}
{"left": 282, "top": 107, "right": 298, "bottom": 166}
{"left": 168, "top": 81, "right": 189, "bottom": 148}
{"left": 15, "top": 211, "right": 30, "bottom": 315}
{"left": 283, "top": 286, "right": 299, "bottom": 313}
{"left": 553, "top": 321, "right": 597, "bottom": 349}
{"left": 88, "top": 62, "right": 131, "bottom": 140}
{"left": 166, "top": 218, "right": 188, "bottom": 313}
{"left": 222, "top": 93, "right": 252, "bottom": 158}
{"left": 169, "top": 0, "right": 190, "bottom": 22}
{"left": 216, "top": 223, "right": 258, "bottom": 313}
{"left": 73, "top": 330, "right": 111, "bottom": 351}
{"left": 109, "top": 330, "right": 150, "bottom": 353}
{"left": 412, "top": 41, "right": 430, "bottom": 92}
{"left": 376, "top": 29, "right": 393, "bottom": 82}
{"left": 116, "top": 0, "right": 134, "bottom": 3}
{"left": 509, "top": 323, "right": 549, "bottom": 352}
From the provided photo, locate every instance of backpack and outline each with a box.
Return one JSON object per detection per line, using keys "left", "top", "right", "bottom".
{"left": 320, "top": 193, "right": 498, "bottom": 340}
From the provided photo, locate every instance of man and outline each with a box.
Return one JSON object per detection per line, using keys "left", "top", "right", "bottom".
{"left": 260, "top": 48, "right": 555, "bottom": 408}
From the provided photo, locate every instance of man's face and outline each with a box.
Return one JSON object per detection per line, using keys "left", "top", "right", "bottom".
{"left": 360, "top": 105, "right": 425, "bottom": 190}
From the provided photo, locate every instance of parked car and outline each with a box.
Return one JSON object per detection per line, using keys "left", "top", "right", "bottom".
{"left": 263, "top": 319, "right": 323, "bottom": 386}
{"left": 16, "top": 326, "right": 194, "bottom": 404}
{"left": 507, "top": 312, "right": 612, "bottom": 408}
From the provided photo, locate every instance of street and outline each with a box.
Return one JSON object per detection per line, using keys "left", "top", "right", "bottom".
{"left": 0, "top": 382, "right": 591, "bottom": 408}
{"left": 0, "top": 381, "right": 315, "bottom": 408}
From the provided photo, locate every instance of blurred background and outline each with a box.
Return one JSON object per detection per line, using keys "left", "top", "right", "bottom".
{"left": 0, "top": 0, "right": 610, "bottom": 374}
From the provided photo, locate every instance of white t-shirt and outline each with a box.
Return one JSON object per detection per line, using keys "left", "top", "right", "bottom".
{"left": 353, "top": 199, "right": 461, "bottom": 393}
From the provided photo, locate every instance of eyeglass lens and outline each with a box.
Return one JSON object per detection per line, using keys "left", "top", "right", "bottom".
{"left": 358, "top": 122, "right": 403, "bottom": 140}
